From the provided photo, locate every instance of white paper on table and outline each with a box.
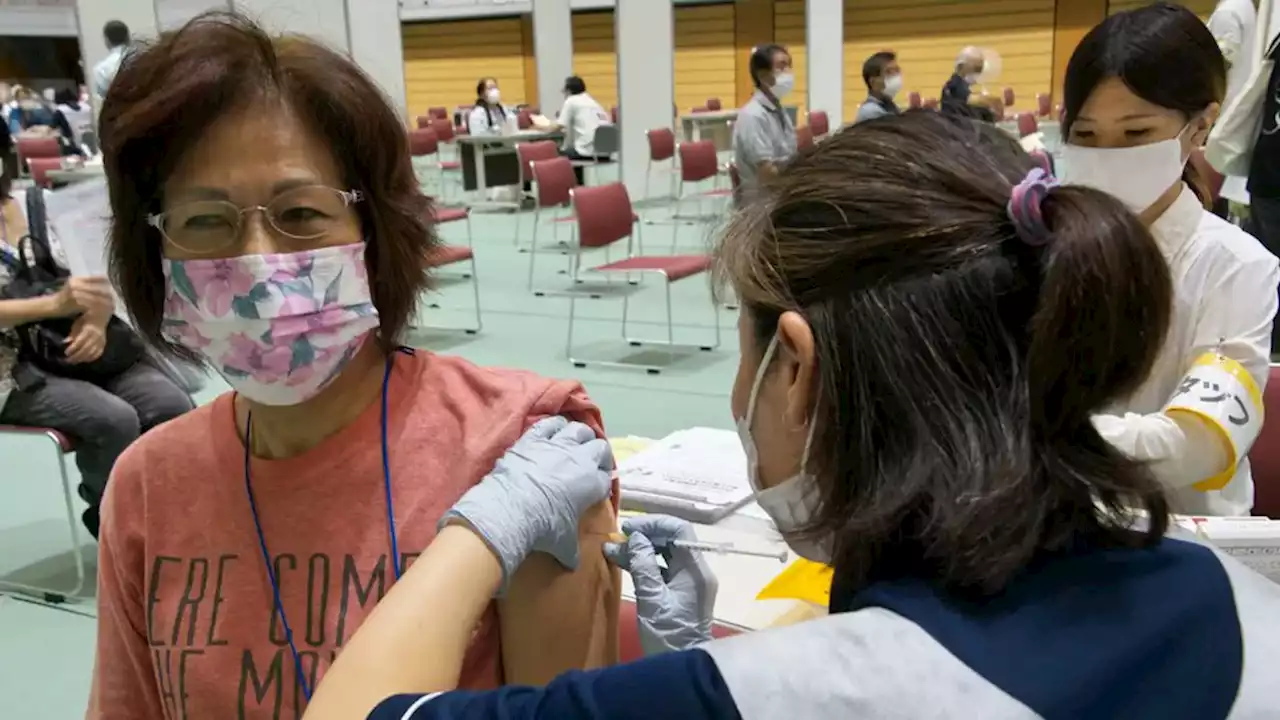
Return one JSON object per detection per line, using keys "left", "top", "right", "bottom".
{"left": 45, "top": 178, "right": 112, "bottom": 278}
{"left": 618, "top": 427, "right": 750, "bottom": 508}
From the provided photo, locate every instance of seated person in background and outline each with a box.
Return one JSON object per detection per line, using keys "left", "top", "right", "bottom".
{"left": 549, "top": 76, "right": 611, "bottom": 185}
{"left": 7, "top": 86, "right": 57, "bottom": 136}
{"left": 941, "top": 47, "right": 996, "bottom": 122}
{"left": 468, "top": 77, "right": 516, "bottom": 136}
{"left": 52, "top": 88, "right": 90, "bottom": 156}
{"left": 855, "top": 50, "right": 902, "bottom": 124}
{"left": 86, "top": 13, "right": 620, "bottom": 719}
{"left": 0, "top": 171, "right": 193, "bottom": 537}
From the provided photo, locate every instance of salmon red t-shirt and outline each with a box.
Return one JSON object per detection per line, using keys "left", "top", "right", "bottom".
{"left": 87, "top": 350, "right": 606, "bottom": 719}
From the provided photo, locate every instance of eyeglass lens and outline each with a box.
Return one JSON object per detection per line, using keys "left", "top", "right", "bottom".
{"left": 160, "top": 186, "right": 353, "bottom": 253}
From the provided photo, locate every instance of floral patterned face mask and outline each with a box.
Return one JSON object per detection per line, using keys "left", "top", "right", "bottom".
{"left": 161, "top": 243, "right": 380, "bottom": 406}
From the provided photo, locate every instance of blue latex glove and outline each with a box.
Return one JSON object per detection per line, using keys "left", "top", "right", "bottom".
{"left": 604, "top": 514, "right": 718, "bottom": 655}
{"left": 443, "top": 416, "right": 614, "bottom": 593}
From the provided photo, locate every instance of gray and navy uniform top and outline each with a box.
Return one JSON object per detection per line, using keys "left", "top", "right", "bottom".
{"left": 371, "top": 535, "right": 1280, "bottom": 719}
{"left": 731, "top": 90, "right": 797, "bottom": 206}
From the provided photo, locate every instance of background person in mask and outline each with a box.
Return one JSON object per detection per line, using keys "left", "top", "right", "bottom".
{"left": 468, "top": 77, "right": 516, "bottom": 136}
{"left": 88, "top": 13, "right": 621, "bottom": 719}
{"left": 295, "top": 112, "right": 1280, "bottom": 720}
{"left": 1060, "top": 2, "right": 1279, "bottom": 516}
{"left": 854, "top": 50, "right": 902, "bottom": 124}
{"left": 731, "top": 43, "right": 797, "bottom": 205}
{"left": 940, "top": 45, "right": 986, "bottom": 116}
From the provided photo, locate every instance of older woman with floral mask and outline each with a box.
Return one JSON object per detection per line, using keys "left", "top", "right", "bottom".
{"left": 87, "top": 13, "right": 620, "bottom": 719}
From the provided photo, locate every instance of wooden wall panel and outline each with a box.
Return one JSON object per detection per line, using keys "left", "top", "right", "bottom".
{"left": 675, "top": 3, "right": 737, "bottom": 113}
{"left": 774, "top": 0, "right": 807, "bottom": 122}
{"left": 402, "top": 18, "right": 528, "bottom": 118}
{"left": 735, "top": 0, "right": 776, "bottom": 106}
{"left": 572, "top": 10, "right": 618, "bottom": 111}
{"left": 844, "top": 0, "right": 1055, "bottom": 122}
{"left": 1052, "top": 0, "right": 1106, "bottom": 108}
{"left": 1108, "top": 0, "right": 1218, "bottom": 17}
{"left": 522, "top": 15, "right": 540, "bottom": 112}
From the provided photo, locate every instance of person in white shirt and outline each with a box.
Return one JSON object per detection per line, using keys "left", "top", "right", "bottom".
{"left": 1061, "top": 3, "right": 1279, "bottom": 516}
{"left": 1207, "top": 0, "right": 1259, "bottom": 205}
{"left": 466, "top": 76, "right": 516, "bottom": 137}
{"left": 550, "top": 76, "right": 610, "bottom": 184}
{"left": 93, "top": 20, "right": 130, "bottom": 102}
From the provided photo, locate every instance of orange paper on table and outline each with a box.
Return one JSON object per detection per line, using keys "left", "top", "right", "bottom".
{"left": 756, "top": 558, "right": 834, "bottom": 607}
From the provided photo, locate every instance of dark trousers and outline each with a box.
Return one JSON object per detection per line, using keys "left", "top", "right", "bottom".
{"left": 0, "top": 360, "right": 194, "bottom": 537}
{"left": 563, "top": 149, "right": 611, "bottom": 186}
{"left": 1246, "top": 195, "right": 1280, "bottom": 355}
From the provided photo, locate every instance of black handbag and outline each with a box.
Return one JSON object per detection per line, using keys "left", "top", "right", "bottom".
{"left": 0, "top": 188, "right": 144, "bottom": 384}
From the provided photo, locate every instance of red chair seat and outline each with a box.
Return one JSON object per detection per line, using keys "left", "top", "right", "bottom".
{"left": 440, "top": 160, "right": 461, "bottom": 171}
{"left": 698, "top": 188, "right": 734, "bottom": 199}
{"left": 590, "top": 255, "right": 711, "bottom": 282}
{"left": 426, "top": 244, "right": 474, "bottom": 268}
{"left": 0, "top": 425, "right": 74, "bottom": 453}
{"left": 433, "top": 207, "right": 470, "bottom": 224}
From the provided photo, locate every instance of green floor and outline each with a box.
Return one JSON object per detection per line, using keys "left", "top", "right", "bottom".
{"left": 0, "top": 171, "right": 739, "bottom": 717}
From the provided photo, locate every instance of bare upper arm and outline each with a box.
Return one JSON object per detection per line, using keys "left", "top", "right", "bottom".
{"left": 497, "top": 490, "right": 620, "bottom": 685}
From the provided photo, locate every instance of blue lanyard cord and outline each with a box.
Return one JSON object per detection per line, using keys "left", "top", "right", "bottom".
{"left": 243, "top": 353, "right": 401, "bottom": 703}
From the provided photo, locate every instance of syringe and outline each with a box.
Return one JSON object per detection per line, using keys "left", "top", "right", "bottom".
{"left": 670, "top": 539, "right": 789, "bottom": 564}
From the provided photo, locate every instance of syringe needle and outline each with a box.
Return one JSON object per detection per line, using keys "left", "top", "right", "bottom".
{"left": 671, "top": 539, "right": 788, "bottom": 563}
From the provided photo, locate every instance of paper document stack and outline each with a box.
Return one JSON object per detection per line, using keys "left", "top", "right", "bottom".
{"left": 618, "top": 427, "right": 752, "bottom": 524}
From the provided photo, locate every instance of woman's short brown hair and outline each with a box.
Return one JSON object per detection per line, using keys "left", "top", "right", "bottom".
{"left": 718, "top": 111, "right": 1174, "bottom": 598}
{"left": 99, "top": 11, "right": 435, "bottom": 361}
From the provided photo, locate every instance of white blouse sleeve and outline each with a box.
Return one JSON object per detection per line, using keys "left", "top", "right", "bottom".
{"left": 1093, "top": 247, "right": 1280, "bottom": 489}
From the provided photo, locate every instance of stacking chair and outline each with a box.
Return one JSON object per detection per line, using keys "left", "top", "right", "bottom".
{"left": 564, "top": 182, "right": 720, "bottom": 374}
{"left": 1017, "top": 112, "right": 1039, "bottom": 138}
{"left": 517, "top": 108, "right": 534, "bottom": 130}
{"left": 527, "top": 156, "right": 642, "bottom": 294}
{"left": 796, "top": 126, "right": 815, "bottom": 152}
{"left": 408, "top": 128, "right": 453, "bottom": 199}
{"left": 1003, "top": 87, "right": 1016, "bottom": 108}
{"left": 28, "top": 158, "right": 62, "bottom": 189}
{"left": 430, "top": 117, "right": 462, "bottom": 166}
{"left": 573, "top": 124, "right": 619, "bottom": 185}
{"left": 513, "top": 140, "right": 562, "bottom": 247}
{"left": 671, "top": 140, "right": 733, "bottom": 250}
{"left": 706, "top": 98, "right": 723, "bottom": 111}
{"left": 428, "top": 106, "right": 449, "bottom": 121}
{"left": 418, "top": 206, "right": 481, "bottom": 334}
{"left": 1250, "top": 365, "right": 1280, "bottom": 518}
{"left": 645, "top": 128, "right": 677, "bottom": 201}
{"left": 1037, "top": 93, "right": 1052, "bottom": 118}
{"left": 0, "top": 426, "right": 87, "bottom": 604}
{"left": 611, "top": 106, "right": 620, "bottom": 124}
{"left": 691, "top": 106, "right": 711, "bottom": 114}
{"left": 807, "top": 110, "right": 830, "bottom": 139}
{"left": 416, "top": 115, "right": 432, "bottom": 130}
{"left": 15, "top": 136, "right": 60, "bottom": 177}
{"left": 908, "top": 91, "right": 922, "bottom": 110}
{"left": 923, "top": 97, "right": 939, "bottom": 110}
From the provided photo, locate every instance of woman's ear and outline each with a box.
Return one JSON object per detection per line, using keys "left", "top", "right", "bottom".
{"left": 1194, "top": 102, "right": 1222, "bottom": 145}
{"left": 776, "top": 310, "right": 817, "bottom": 430}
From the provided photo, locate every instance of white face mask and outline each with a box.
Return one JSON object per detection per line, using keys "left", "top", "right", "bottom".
{"left": 883, "top": 74, "right": 904, "bottom": 98}
{"left": 485, "top": 88, "right": 500, "bottom": 105}
{"left": 735, "top": 334, "right": 830, "bottom": 563}
{"left": 1061, "top": 123, "right": 1193, "bottom": 214}
{"left": 772, "top": 72, "right": 795, "bottom": 99}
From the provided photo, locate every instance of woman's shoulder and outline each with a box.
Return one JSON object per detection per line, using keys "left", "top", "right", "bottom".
{"left": 1193, "top": 208, "right": 1280, "bottom": 272}
{"left": 411, "top": 351, "right": 592, "bottom": 415}
{"left": 108, "top": 394, "right": 229, "bottom": 488}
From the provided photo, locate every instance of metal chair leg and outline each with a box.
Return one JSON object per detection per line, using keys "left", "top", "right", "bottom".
{"left": 0, "top": 433, "right": 86, "bottom": 604}
{"left": 467, "top": 256, "right": 483, "bottom": 335}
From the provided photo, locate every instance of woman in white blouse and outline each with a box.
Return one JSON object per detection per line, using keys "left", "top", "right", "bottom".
{"left": 467, "top": 77, "right": 516, "bottom": 136}
{"left": 1061, "top": 4, "right": 1279, "bottom": 516}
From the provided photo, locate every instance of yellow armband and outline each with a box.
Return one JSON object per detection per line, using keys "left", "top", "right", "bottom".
{"left": 1163, "top": 352, "right": 1265, "bottom": 491}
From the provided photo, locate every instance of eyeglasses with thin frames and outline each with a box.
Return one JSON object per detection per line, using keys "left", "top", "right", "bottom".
{"left": 147, "top": 185, "right": 364, "bottom": 256}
